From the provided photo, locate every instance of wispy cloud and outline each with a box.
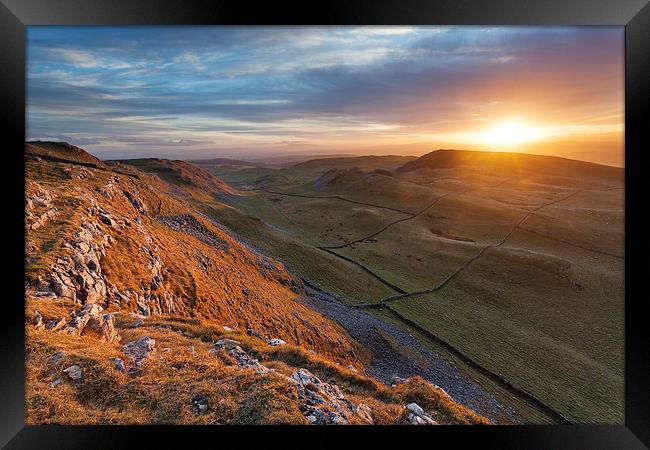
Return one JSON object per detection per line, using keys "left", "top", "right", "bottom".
{"left": 27, "top": 26, "right": 623, "bottom": 163}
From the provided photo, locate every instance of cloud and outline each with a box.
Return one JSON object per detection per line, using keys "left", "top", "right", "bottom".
{"left": 26, "top": 26, "right": 623, "bottom": 159}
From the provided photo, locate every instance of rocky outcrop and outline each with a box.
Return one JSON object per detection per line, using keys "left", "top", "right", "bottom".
{"left": 122, "top": 189, "right": 148, "bottom": 214}
{"left": 61, "top": 303, "right": 121, "bottom": 343}
{"left": 25, "top": 184, "right": 58, "bottom": 231}
{"left": 210, "top": 339, "right": 375, "bottom": 425}
{"left": 50, "top": 221, "right": 113, "bottom": 304}
{"left": 121, "top": 336, "right": 156, "bottom": 373}
{"left": 110, "top": 357, "right": 127, "bottom": 373}
{"left": 210, "top": 338, "right": 270, "bottom": 374}
{"left": 289, "top": 368, "right": 372, "bottom": 425}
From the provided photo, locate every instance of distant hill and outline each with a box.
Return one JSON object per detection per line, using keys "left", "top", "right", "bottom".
{"left": 396, "top": 149, "right": 623, "bottom": 184}
{"left": 26, "top": 141, "right": 106, "bottom": 167}
{"left": 293, "top": 155, "right": 417, "bottom": 173}
{"left": 115, "top": 158, "right": 240, "bottom": 197}
{"left": 189, "top": 157, "right": 267, "bottom": 167}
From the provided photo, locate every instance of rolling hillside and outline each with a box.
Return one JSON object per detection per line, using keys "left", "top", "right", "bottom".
{"left": 25, "top": 142, "right": 486, "bottom": 426}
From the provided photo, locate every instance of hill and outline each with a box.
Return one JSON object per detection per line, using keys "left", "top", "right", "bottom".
{"left": 293, "top": 155, "right": 416, "bottom": 174}
{"left": 207, "top": 147, "right": 624, "bottom": 423}
{"left": 114, "top": 158, "right": 240, "bottom": 198}
{"left": 397, "top": 149, "right": 624, "bottom": 185}
{"left": 26, "top": 141, "right": 105, "bottom": 167}
{"left": 25, "top": 142, "right": 486, "bottom": 425}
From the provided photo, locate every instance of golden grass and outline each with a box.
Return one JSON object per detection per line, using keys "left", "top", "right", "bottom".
{"left": 26, "top": 313, "right": 489, "bottom": 425}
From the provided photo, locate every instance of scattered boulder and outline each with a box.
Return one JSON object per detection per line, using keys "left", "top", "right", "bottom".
{"left": 49, "top": 378, "right": 63, "bottom": 388}
{"left": 391, "top": 376, "right": 407, "bottom": 387}
{"left": 45, "top": 317, "right": 67, "bottom": 331}
{"left": 29, "top": 291, "right": 57, "bottom": 300}
{"left": 211, "top": 339, "right": 269, "bottom": 374}
{"left": 33, "top": 311, "right": 45, "bottom": 330}
{"left": 110, "top": 357, "right": 127, "bottom": 373}
{"left": 346, "top": 365, "right": 358, "bottom": 373}
{"left": 223, "top": 326, "right": 234, "bottom": 332}
{"left": 99, "top": 211, "right": 116, "bottom": 227}
{"left": 62, "top": 304, "right": 121, "bottom": 343}
{"left": 121, "top": 336, "right": 156, "bottom": 373}
{"left": 268, "top": 338, "right": 286, "bottom": 347}
{"left": 48, "top": 351, "right": 65, "bottom": 366}
{"left": 400, "top": 403, "right": 438, "bottom": 425}
{"left": 192, "top": 394, "right": 209, "bottom": 415}
{"left": 62, "top": 365, "right": 82, "bottom": 381}
{"left": 246, "top": 325, "right": 263, "bottom": 340}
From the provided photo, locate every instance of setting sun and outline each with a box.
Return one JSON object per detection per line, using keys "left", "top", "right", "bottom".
{"left": 479, "top": 122, "right": 542, "bottom": 147}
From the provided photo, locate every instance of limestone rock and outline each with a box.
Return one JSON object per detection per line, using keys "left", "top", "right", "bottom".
{"left": 110, "top": 357, "right": 127, "bottom": 373}
{"left": 48, "top": 351, "right": 65, "bottom": 366}
{"left": 63, "top": 365, "right": 82, "bottom": 380}
{"left": 401, "top": 403, "right": 438, "bottom": 425}
{"left": 289, "top": 369, "right": 360, "bottom": 425}
{"left": 33, "top": 311, "right": 45, "bottom": 330}
{"left": 211, "top": 339, "right": 269, "bottom": 374}
{"left": 121, "top": 336, "right": 156, "bottom": 373}
{"left": 49, "top": 221, "right": 112, "bottom": 304}
{"left": 62, "top": 304, "right": 121, "bottom": 343}
{"left": 45, "top": 317, "right": 67, "bottom": 331}
{"left": 268, "top": 338, "right": 286, "bottom": 347}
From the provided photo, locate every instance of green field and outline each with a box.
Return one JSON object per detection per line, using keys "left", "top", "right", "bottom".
{"left": 181, "top": 151, "right": 624, "bottom": 424}
{"left": 389, "top": 232, "right": 624, "bottom": 423}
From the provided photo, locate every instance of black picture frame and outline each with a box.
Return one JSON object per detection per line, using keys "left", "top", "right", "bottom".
{"left": 2, "top": 0, "right": 648, "bottom": 448}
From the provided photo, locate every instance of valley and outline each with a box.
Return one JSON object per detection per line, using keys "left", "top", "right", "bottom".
{"left": 194, "top": 149, "right": 624, "bottom": 424}
{"left": 25, "top": 142, "right": 624, "bottom": 425}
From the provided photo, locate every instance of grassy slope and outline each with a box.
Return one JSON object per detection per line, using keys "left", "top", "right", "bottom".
{"left": 168, "top": 151, "right": 623, "bottom": 423}
{"left": 390, "top": 229, "right": 624, "bottom": 423}
{"left": 26, "top": 148, "right": 365, "bottom": 366}
{"left": 239, "top": 192, "right": 409, "bottom": 247}
{"left": 201, "top": 202, "right": 396, "bottom": 305}
{"left": 26, "top": 301, "right": 488, "bottom": 425}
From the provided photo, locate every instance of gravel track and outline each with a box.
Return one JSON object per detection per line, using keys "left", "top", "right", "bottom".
{"left": 296, "top": 282, "right": 521, "bottom": 424}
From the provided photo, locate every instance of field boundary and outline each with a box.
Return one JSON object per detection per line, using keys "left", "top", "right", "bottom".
{"left": 377, "top": 302, "right": 572, "bottom": 424}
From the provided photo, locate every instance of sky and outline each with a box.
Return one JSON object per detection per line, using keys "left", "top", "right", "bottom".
{"left": 27, "top": 26, "right": 624, "bottom": 166}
